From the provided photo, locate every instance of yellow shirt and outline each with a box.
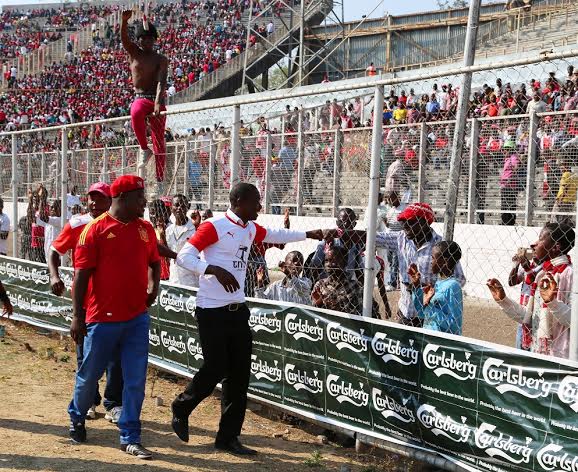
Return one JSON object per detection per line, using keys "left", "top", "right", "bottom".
{"left": 393, "top": 108, "right": 407, "bottom": 122}
{"left": 557, "top": 171, "right": 578, "bottom": 203}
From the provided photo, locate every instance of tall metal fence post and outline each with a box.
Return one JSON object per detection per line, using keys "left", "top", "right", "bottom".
{"left": 467, "top": 118, "right": 480, "bottom": 224}
{"left": 121, "top": 146, "right": 127, "bottom": 176}
{"left": 524, "top": 111, "right": 539, "bottom": 226}
{"left": 296, "top": 109, "right": 305, "bottom": 216}
{"left": 570, "top": 191, "right": 578, "bottom": 361}
{"left": 26, "top": 154, "right": 32, "bottom": 189}
{"left": 102, "top": 146, "right": 109, "bottom": 183}
{"left": 417, "top": 122, "right": 427, "bottom": 202}
{"left": 11, "top": 135, "right": 18, "bottom": 258}
{"left": 182, "top": 140, "right": 189, "bottom": 195}
{"left": 363, "top": 85, "right": 384, "bottom": 318}
{"left": 208, "top": 139, "right": 215, "bottom": 210}
{"left": 230, "top": 105, "right": 241, "bottom": 186}
{"left": 443, "top": 0, "right": 481, "bottom": 241}
{"left": 60, "top": 130, "right": 68, "bottom": 230}
{"left": 86, "top": 149, "right": 91, "bottom": 191}
{"left": 332, "top": 129, "right": 342, "bottom": 217}
{"left": 264, "top": 134, "right": 272, "bottom": 213}
{"left": 41, "top": 151, "right": 46, "bottom": 184}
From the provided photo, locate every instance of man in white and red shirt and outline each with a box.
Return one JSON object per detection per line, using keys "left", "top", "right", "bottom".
{"left": 171, "top": 182, "right": 325, "bottom": 455}
{"left": 49, "top": 182, "right": 124, "bottom": 423}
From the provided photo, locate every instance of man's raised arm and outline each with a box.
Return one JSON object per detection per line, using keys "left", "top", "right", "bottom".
{"left": 121, "top": 10, "right": 139, "bottom": 57}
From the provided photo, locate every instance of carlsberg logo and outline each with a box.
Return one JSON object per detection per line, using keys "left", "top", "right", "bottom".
{"left": 557, "top": 375, "right": 578, "bottom": 412}
{"left": 159, "top": 289, "right": 195, "bottom": 313}
{"left": 161, "top": 331, "right": 186, "bottom": 354}
{"left": 285, "top": 313, "right": 323, "bottom": 342}
{"left": 186, "top": 336, "right": 204, "bottom": 360}
{"left": 475, "top": 423, "right": 533, "bottom": 465}
{"left": 417, "top": 405, "right": 470, "bottom": 443}
{"left": 372, "top": 388, "right": 415, "bottom": 423}
{"left": 149, "top": 329, "right": 160, "bottom": 347}
{"left": 422, "top": 344, "right": 477, "bottom": 381}
{"left": 537, "top": 443, "right": 578, "bottom": 471}
{"left": 326, "top": 374, "right": 369, "bottom": 407}
{"left": 482, "top": 358, "right": 553, "bottom": 398}
{"left": 249, "top": 310, "right": 282, "bottom": 334}
{"left": 326, "top": 322, "right": 368, "bottom": 353}
{"left": 284, "top": 363, "right": 323, "bottom": 394}
{"left": 250, "top": 354, "right": 282, "bottom": 382}
{"left": 371, "top": 332, "right": 419, "bottom": 366}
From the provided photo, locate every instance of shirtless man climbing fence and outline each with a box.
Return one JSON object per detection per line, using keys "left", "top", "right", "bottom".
{"left": 121, "top": 10, "right": 168, "bottom": 194}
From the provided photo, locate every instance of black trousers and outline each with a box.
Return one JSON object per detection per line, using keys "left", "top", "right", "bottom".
{"left": 172, "top": 304, "right": 252, "bottom": 442}
{"left": 501, "top": 187, "right": 517, "bottom": 226}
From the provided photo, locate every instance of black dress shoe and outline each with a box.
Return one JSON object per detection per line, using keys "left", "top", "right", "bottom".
{"left": 215, "top": 438, "right": 257, "bottom": 455}
{"left": 171, "top": 414, "right": 189, "bottom": 442}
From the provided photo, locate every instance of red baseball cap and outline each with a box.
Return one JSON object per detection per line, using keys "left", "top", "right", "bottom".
{"left": 110, "top": 175, "right": 145, "bottom": 198}
{"left": 87, "top": 182, "right": 111, "bottom": 198}
{"left": 397, "top": 202, "right": 435, "bottom": 225}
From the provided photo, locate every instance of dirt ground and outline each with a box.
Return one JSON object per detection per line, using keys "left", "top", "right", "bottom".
{"left": 0, "top": 320, "right": 436, "bottom": 472}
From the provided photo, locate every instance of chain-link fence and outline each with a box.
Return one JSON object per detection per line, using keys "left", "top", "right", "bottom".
{"left": 4, "top": 48, "right": 578, "bottom": 360}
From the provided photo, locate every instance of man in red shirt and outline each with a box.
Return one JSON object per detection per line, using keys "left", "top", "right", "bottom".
{"left": 49, "top": 182, "right": 123, "bottom": 423}
{"left": 171, "top": 182, "right": 326, "bottom": 455}
{"left": 68, "top": 175, "right": 161, "bottom": 460}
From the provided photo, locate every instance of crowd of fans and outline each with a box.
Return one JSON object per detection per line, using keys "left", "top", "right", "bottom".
{"left": 14, "top": 180, "right": 575, "bottom": 361}
{"left": 0, "top": 0, "right": 286, "bottom": 130}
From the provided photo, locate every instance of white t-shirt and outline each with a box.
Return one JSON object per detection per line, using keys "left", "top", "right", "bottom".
{"left": 0, "top": 213, "right": 10, "bottom": 255}
{"left": 165, "top": 219, "right": 198, "bottom": 287}
{"left": 36, "top": 215, "right": 62, "bottom": 261}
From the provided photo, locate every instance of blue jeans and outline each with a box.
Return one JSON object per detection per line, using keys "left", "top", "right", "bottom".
{"left": 68, "top": 312, "right": 149, "bottom": 444}
{"left": 76, "top": 343, "right": 123, "bottom": 410}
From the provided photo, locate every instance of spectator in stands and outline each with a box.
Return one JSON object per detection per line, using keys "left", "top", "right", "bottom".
{"left": 408, "top": 240, "right": 463, "bottom": 335}
{"left": 499, "top": 147, "right": 522, "bottom": 225}
{"left": 552, "top": 159, "right": 578, "bottom": 225}
{"left": 255, "top": 251, "right": 311, "bottom": 305}
{"left": 527, "top": 92, "right": 547, "bottom": 114}
{"left": 36, "top": 196, "right": 62, "bottom": 262}
{"left": 271, "top": 140, "right": 296, "bottom": 214}
{"left": 366, "top": 62, "right": 377, "bottom": 77}
{"left": 487, "top": 222, "right": 574, "bottom": 358}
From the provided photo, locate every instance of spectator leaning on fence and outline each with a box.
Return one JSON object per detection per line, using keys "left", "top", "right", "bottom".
{"left": 487, "top": 222, "right": 575, "bottom": 358}
{"left": 374, "top": 203, "right": 466, "bottom": 327}
{"left": 0, "top": 198, "right": 10, "bottom": 256}
{"left": 255, "top": 250, "right": 311, "bottom": 305}
{"left": 165, "top": 194, "right": 200, "bottom": 287}
{"left": 408, "top": 241, "right": 464, "bottom": 335}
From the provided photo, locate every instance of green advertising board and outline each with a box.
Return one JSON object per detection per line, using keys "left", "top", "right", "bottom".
{"left": 4, "top": 256, "right": 578, "bottom": 472}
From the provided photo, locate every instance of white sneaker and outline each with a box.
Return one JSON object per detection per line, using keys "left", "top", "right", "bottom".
{"left": 105, "top": 406, "right": 122, "bottom": 424}
{"left": 86, "top": 405, "right": 97, "bottom": 420}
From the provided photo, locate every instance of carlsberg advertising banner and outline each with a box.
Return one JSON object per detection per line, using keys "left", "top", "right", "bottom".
{"left": 4, "top": 256, "right": 578, "bottom": 472}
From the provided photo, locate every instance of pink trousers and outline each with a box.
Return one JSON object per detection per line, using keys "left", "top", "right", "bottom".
{"left": 130, "top": 98, "right": 166, "bottom": 182}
